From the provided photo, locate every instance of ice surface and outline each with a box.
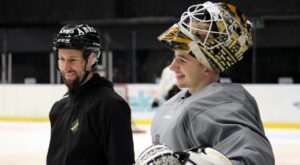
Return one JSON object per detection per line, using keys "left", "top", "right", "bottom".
{"left": 0, "top": 122, "right": 299, "bottom": 165}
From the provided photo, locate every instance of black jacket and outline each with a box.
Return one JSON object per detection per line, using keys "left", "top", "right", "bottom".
{"left": 47, "top": 74, "right": 135, "bottom": 165}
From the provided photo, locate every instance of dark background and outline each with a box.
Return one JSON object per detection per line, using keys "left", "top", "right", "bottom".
{"left": 1, "top": 0, "right": 300, "bottom": 83}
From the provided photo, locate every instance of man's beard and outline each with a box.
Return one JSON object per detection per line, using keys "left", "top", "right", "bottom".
{"left": 62, "top": 74, "right": 81, "bottom": 90}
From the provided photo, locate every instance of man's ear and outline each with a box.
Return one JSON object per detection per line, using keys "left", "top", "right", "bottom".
{"left": 203, "top": 67, "right": 214, "bottom": 76}
{"left": 87, "top": 53, "right": 97, "bottom": 70}
{"left": 203, "top": 67, "right": 219, "bottom": 81}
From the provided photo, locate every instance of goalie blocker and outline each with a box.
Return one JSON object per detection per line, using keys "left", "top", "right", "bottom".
{"left": 135, "top": 144, "right": 232, "bottom": 165}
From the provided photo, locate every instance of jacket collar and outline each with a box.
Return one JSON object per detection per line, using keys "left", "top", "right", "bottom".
{"left": 66, "top": 74, "right": 113, "bottom": 98}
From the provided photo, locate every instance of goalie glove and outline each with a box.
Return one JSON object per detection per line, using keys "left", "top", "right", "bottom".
{"left": 174, "top": 147, "right": 233, "bottom": 165}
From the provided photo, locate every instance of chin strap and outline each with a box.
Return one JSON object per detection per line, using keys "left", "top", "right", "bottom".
{"left": 79, "top": 71, "right": 91, "bottom": 85}
{"left": 79, "top": 60, "right": 94, "bottom": 85}
{"left": 79, "top": 50, "right": 98, "bottom": 85}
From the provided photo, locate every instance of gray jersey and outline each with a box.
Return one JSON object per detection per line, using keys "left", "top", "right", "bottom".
{"left": 151, "top": 82, "right": 275, "bottom": 165}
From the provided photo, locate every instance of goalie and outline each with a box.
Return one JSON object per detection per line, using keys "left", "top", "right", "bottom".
{"left": 150, "top": 1, "right": 274, "bottom": 164}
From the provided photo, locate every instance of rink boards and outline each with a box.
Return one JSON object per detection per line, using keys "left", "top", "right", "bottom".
{"left": 0, "top": 84, "right": 300, "bottom": 129}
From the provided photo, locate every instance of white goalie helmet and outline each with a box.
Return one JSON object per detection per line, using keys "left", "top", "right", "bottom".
{"left": 158, "top": 1, "right": 253, "bottom": 72}
{"left": 135, "top": 145, "right": 232, "bottom": 165}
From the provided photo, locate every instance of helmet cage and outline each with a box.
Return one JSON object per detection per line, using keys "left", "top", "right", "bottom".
{"left": 178, "top": 2, "right": 231, "bottom": 50}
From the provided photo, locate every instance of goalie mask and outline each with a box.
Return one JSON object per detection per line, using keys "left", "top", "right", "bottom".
{"left": 158, "top": 1, "right": 253, "bottom": 72}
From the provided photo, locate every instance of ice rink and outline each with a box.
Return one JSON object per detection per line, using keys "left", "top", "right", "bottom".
{"left": 0, "top": 121, "right": 299, "bottom": 165}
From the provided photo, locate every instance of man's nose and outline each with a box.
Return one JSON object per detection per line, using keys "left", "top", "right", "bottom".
{"left": 169, "top": 59, "right": 177, "bottom": 71}
{"left": 60, "top": 60, "right": 71, "bottom": 71}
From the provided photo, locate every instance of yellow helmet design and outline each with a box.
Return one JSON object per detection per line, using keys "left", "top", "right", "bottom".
{"left": 158, "top": 1, "right": 253, "bottom": 72}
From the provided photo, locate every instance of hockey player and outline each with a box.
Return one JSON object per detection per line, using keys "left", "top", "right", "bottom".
{"left": 47, "top": 24, "right": 134, "bottom": 165}
{"left": 151, "top": 1, "right": 275, "bottom": 164}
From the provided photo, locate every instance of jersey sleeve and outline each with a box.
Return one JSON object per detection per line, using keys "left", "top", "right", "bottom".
{"left": 184, "top": 102, "right": 275, "bottom": 165}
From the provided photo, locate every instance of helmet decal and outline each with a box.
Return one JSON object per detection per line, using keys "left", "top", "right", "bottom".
{"left": 158, "top": 24, "right": 192, "bottom": 52}
{"left": 53, "top": 24, "right": 101, "bottom": 60}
